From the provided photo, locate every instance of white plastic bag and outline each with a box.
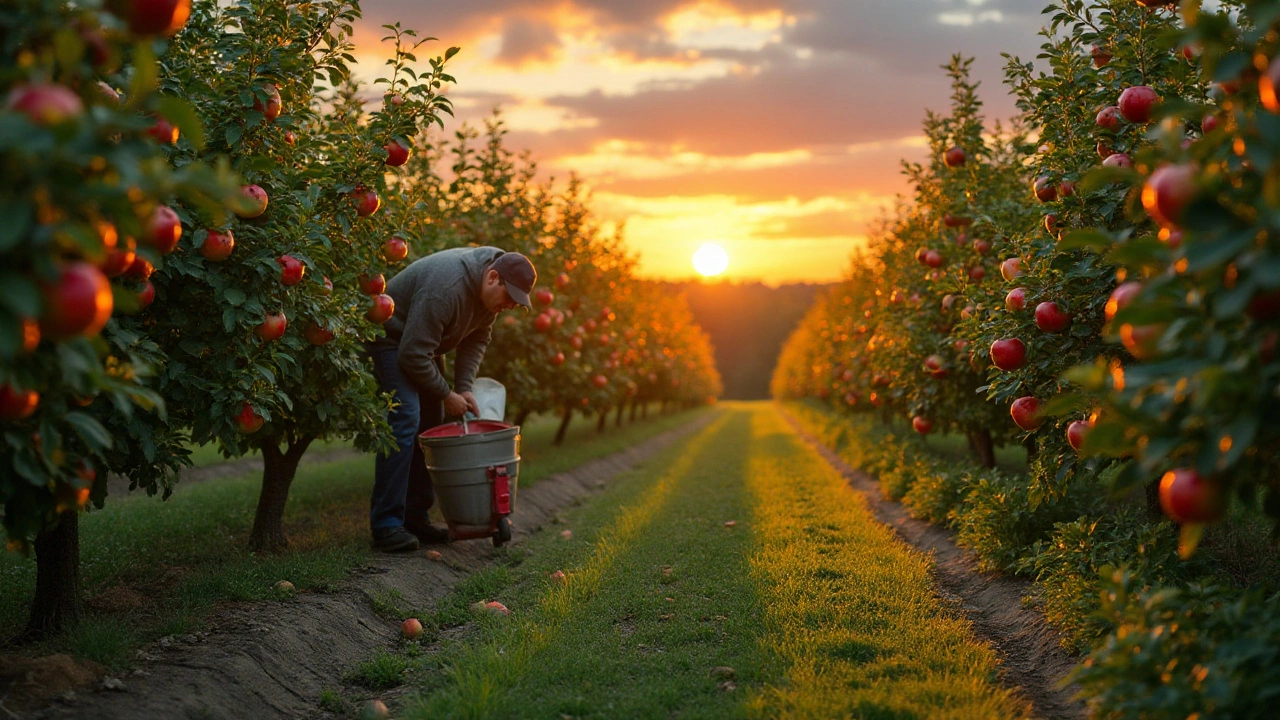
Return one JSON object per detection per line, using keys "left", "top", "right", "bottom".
{"left": 470, "top": 377, "right": 506, "bottom": 421}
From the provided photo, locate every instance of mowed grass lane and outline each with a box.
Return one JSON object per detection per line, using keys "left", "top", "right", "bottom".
{"left": 401, "top": 402, "right": 1029, "bottom": 719}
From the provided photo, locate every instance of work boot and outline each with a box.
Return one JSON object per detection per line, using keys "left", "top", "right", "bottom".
{"left": 405, "top": 523, "right": 452, "bottom": 545}
{"left": 372, "top": 526, "right": 420, "bottom": 553}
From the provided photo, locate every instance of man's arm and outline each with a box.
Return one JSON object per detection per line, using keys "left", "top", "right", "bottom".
{"left": 452, "top": 321, "right": 493, "bottom": 394}
{"left": 397, "top": 287, "right": 454, "bottom": 399}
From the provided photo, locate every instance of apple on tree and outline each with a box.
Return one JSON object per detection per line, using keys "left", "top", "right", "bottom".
{"left": 200, "top": 230, "right": 234, "bottom": 261}
{"left": 990, "top": 338, "right": 1027, "bottom": 371}
{"left": 5, "top": 83, "right": 84, "bottom": 124}
{"left": 1118, "top": 85, "right": 1159, "bottom": 123}
{"left": 912, "top": 416, "right": 933, "bottom": 434}
{"left": 1005, "top": 287, "right": 1027, "bottom": 311}
{"left": 147, "top": 205, "right": 182, "bottom": 253}
{"left": 1141, "top": 163, "right": 1197, "bottom": 227}
{"left": 554, "top": 273, "right": 570, "bottom": 290}
{"left": 253, "top": 83, "right": 282, "bottom": 122}
{"left": 383, "top": 236, "right": 409, "bottom": 263}
{"left": 137, "top": 280, "right": 155, "bottom": 308}
{"left": 359, "top": 273, "right": 386, "bottom": 296}
{"left": 277, "top": 255, "right": 305, "bottom": 286}
{"left": 1102, "top": 152, "right": 1132, "bottom": 168}
{"left": 146, "top": 115, "right": 178, "bottom": 145}
{"left": 0, "top": 385, "right": 40, "bottom": 421}
{"left": 303, "top": 321, "right": 333, "bottom": 346}
{"left": 384, "top": 138, "right": 410, "bottom": 167}
{"left": 1034, "top": 301, "right": 1071, "bottom": 332}
{"left": 1095, "top": 105, "right": 1122, "bottom": 132}
{"left": 255, "top": 312, "right": 287, "bottom": 342}
{"left": 351, "top": 186, "right": 380, "bottom": 217}
{"left": 40, "top": 262, "right": 113, "bottom": 340}
{"left": 109, "top": 0, "right": 191, "bottom": 36}
{"left": 1067, "top": 419, "right": 1091, "bottom": 453}
{"left": 533, "top": 313, "right": 552, "bottom": 332}
{"left": 533, "top": 289, "right": 555, "bottom": 307}
{"left": 100, "top": 236, "right": 137, "bottom": 277}
{"left": 1158, "top": 468, "right": 1226, "bottom": 524}
{"left": 944, "top": 146, "right": 965, "bottom": 167}
{"left": 1010, "top": 396, "right": 1042, "bottom": 431}
{"left": 234, "top": 401, "right": 264, "bottom": 434}
{"left": 366, "top": 294, "right": 395, "bottom": 324}
{"left": 1000, "top": 257, "right": 1023, "bottom": 281}
{"left": 236, "top": 184, "right": 268, "bottom": 218}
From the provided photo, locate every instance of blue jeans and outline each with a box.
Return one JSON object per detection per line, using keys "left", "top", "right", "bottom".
{"left": 369, "top": 346, "right": 445, "bottom": 532}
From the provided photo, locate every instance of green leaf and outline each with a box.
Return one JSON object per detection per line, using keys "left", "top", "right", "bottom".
{"left": 0, "top": 274, "right": 41, "bottom": 317}
{"left": 224, "top": 288, "right": 247, "bottom": 306}
{"left": 1058, "top": 229, "right": 1110, "bottom": 251}
{"left": 225, "top": 124, "right": 243, "bottom": 148}
{"left": 64, "top": 412, "right": 113, "bottom": 451}
{"left": 155, "top": 96, "right": 206, "bottom": 151}
{"left": 0, "top": 201, "right": 31, "bottom": 252}
{"left": 126, "top": 42, "right": 157, "bottom": 108}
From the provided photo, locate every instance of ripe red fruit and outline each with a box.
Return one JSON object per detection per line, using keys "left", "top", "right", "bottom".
{"left": 1102, "top": 153, "right": 1132, "bottom": 169}
{"left": 125, "top": 256, "right": 153, "bottom": 281}
{"left": 1095, "top": 105, "right": 1122, "bottom": 132}
{"left": 923, "top": 354, "right": 946, "bottom": 378}
{"left": 383, "top": 236, "right": 409, "bottom": 263}
{"left": 401, "top": 618, "right": 423, "bottom": 640}
{"left": 359, "top": 273, "right": 386, "bottom": 296}
{"left": 366, "top": 294, "right": 395, "bottom": 324}
{"left": 593, "top": 375, "right": 609, "bottom": 389}
{"left": 1260, "top": 56, "right": 1280, "bottom": 113}
{"left": 1035, "top": 301, "right": 1072, "bottom": 332}
{"left": 234, "top": 401, "right": 264, "bottom": 434}
{"left": 1067, "top": 420, "right": 1090, "bottom": 452}
{"left": 1201, "top": 114, "right": 1220, "bottom": 134}
{"left": 967, "top": 266, "right": 986, "bottom": 282}
{"left": 569, "top": 335, "right": 584, "bottom": 350}
{"left": 110, "top": 0, "right": 191, "bottom": 36}
{"left": 1091, "top": 45, "right": 1111, "bottom": 68}
{"left": 990, "top": 338, "right": 1027, "bottom": 371}
{"left": 973, "top": 238, "right": 991, "bottom": 255}
{"left": 924, "top": 250, "right": 944, "bottom": 268}
{"left": 253, "top": 83, "right": 282, "bottom": 122}
{"left": 1120, "top": 323, "right": 1165, "bottom": 360}
{"left": 1044, "top": 214, "right": 1060, "bottom": 236}
{"left": 1142, "top": 163, "right": 1197, "bottom": 227}
{"left": 5, "top": 83, "right": 84, "bottom": 124}
{"left": 147, "top": 116, "right": 178, "bottom": 144}
{"left": 912, "top": 416, "right": 933, "bottom": 434}
{"left": 554, "top": 273, "right": 570, "bottom": 290}
{"left": 148, "top": 205, "right": 182, "bottom": 253}
{"left": 1005, "top": 287, "right": 1027, "bottom": 311}
{"left": 351, "top": 186, "right": 380, "bottom": 217}
{"left": 1000, "top": 257, "right": 1023, "bottom": 281}
{"left": 98, "top": 80, "right": 122, "bottom": 104}
{"left": 1096, "top": 140, "right": 1113, "bottom": 159}
{"left": 237, "top": 184, "right": 268, "bottom": 218}
{"left": 1010, "top": 396, "right": 1042, "bottom": 431}
{"left": 384, "top": 138, "right": 410, "bottom": 167}
{"left": 277, "top": 255, "right": 305, "bottom": 286}
{"left": 19, "top": 317, "right": 40, "bottom": 354}
{"left": 1118, "top": 85, "right": 1159, "bottom": 123}
{"left": 200, "top": 230, "right": 234, "bottom": 261}
{"left": 533, "top": 289, "right": 555, "bottom": 307}
{"left": 1057, "top": 181, "right": 1075, "bottom": 198}
{"left": 915, "top": 247, "right": 929, "bottom": 264}
{"left": 0, "top": 385, "right": 40, "bottom": 421}
{"left": 944, "top": 146, "right": 965, "bottom": 167}
{"left": 320, "top": 276, "right": 333, "bottom": 296}
{"left": 942, "top": 214, "right": 971, "bottom": 228}
{"left": 255, "top": 312, "right": 287, "bottom": 342}
{"left": 1032, "top": 175, "right": 1057, "bottom": 203}
{"left": 533, "top": 313, "right": 552, "bottom": 332}
{"left": 40, "top": 263, "right": 113, "bottom": 340}
{"left": 137, "top": 280, "right": 155, "bottom": 308}
{"left": 1159, "top": 468, "right": 1226, "bottom": 524}
{"left": 101, "top": 236, "right": 138, "bottom": 277}
{"left": 1105, "top": 281, "right": 1143, "bottom": 321}
{"left": 303, "top": 321, "right": 333, "bottom": 346}
{"left": 283, "top": 130, "right": 296, "bottom": 145}
{"left": 550, "top": 352, "right": 565, "bottom": 366}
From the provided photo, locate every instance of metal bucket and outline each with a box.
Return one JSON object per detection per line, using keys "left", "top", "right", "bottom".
{"left": 418, "top": 419, "right": 520, "bottom": 545}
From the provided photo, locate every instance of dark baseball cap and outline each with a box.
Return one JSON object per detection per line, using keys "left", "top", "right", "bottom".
{"left": 493, "top": 252, "right": 537, "bottom": 309}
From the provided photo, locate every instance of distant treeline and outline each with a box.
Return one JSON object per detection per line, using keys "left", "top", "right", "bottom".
{"left": 659, "top": 281, "right": 825, "bottom": 400}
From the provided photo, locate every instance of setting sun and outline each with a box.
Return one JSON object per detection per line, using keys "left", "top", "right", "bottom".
{"left": 692, "top": 243, "right": 730, "bottom": 277}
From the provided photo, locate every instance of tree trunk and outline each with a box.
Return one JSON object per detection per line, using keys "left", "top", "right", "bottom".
{"left": 615, "top": 403, "right": 625, "bottom": 427}
{"left": 1144, "top": 479, "right": 1163, "bottom": 519}
{"left": 596, "top": 408, "right": 608, "bottom": 433}
{"left": 630, "top": 400, "right": 639, "bottom": 422}
{"left": 968, "top": 428, "right": 997, "bottom": 469}
{"left": 553, "top": 406, "right": 573, "bottom": 446}
{"left": 25, "top": 511, "right": 80, "bottom": 639}
{"left": 248, "top": 434, "right": 314, "bottom": 553}
{"left": 1022, "top": 435, "right": 1039, "bottom": 466}
{"left": 641, "top": 402, "right": 649, "bottom": 419}
{"left": 513, "top": 408, "right": 531, "bottom": 428}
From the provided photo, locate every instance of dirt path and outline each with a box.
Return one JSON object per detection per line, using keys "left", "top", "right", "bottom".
{"left": 783, "top": 410, "right": 1086, "bottom": 720}
{"left": 26, "top": 414, "right": 717, "bottom": 720}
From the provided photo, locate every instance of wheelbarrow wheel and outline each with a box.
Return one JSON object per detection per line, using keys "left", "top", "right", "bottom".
{"left": 493, "top": 516, "right": 512, "bottom": 547}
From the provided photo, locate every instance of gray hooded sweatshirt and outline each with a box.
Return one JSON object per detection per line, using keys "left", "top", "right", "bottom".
{"left": 371, "top": 246, "right": 503, "bottom": 400}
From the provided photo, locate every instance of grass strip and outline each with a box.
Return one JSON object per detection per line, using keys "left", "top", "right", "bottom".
{"left": 398, "top": 402, "right": 1028, "bottom": 719}
{"left": 0, "top": 406, "right": 705, "bottom": 667}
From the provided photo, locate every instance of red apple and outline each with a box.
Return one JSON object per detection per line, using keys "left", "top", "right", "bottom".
{"left": 1159, "top": 226, "right": 1183, "bottom": 249}
{"left": 234, "top": 401, "right": 264, "bottom": 434}
{"left": 550, "top": 352, "right": 565, "bottom": 366}
{"left": 5, "top": 83, "right": 84, "bottom": 125}
{"left": 277, "top": 255, "right": 305, "bottom": 286}
{"left": 1010, "top": 396, "right": 1042, "bottom": 431}
{"left": 1005, "top": 287, "right": 1027, "bottom": 311}
{"left": 384, "top": 93, "right": 405, "bottom": 107}
{"left": 943, "top": 214, "right": 971, "bottom": 228}
{"left": 1095, "top": 105, "right": 1122, "bottom": 132}
{"left": 401, "top": 618, "right": 423, "bottom": 640}
{"left": 148, "top": 205, "right": 182, "bottom": 253}
{"left": 1105, "top": 281, "right": 1143, "bottom": 321}
{"left": 912, "top": 416, "right": 933, "bottom": 434}
{"left": 1102, "top": 153, "right": 1132, "bottom": 168}
{"left": 351, "top": 186, "right": 380, "bottom": 217}
{"left": 236, "top": 184, "right": 268, "bottom": 218}
{"left": 944, "top": 146, "right": 965, "bottom": 167}
{"left": 1034, "top": 301, "right": 1071, "bottom": 332}
{"left": 125, "top": 256, "right": 153, "bottom": 281}
{"left": 1096, "top": 140, "right": 1113, "bottom": 159}
{"left": 569, "top": 335, "right": 584, "bottom": 350}
{"left": 533, "top": 313, "right": 552, "bottom": 332}
{"left": 1067, "top": 420, "right": 1091, "bottom": 452}
{"left": 1260, "top": 56, "right": 1280, "bottom": 113}
{"left": 1120, "top": 323, "right": 1165, "bottom": 360}
{"left": 1032, "top": 175, "right": 1057, "bottom": 203}
{"left": 1091, "top": 45, "right": 1111, "bottom": 68}
{"left": 967, "top": 266, "right": 986, "bottom": 282}
{"left": 147, "top": 116, "right": 178, "bottom": 145}
{"left": 200, "top": 230, "right": 234, "bottom": 261}
{"left": 1118, "top": 85, "right": 1159, "bottom": 123}
{"left": 924, "top": 250, "right": 944, "bottom": 268}
{"left": 384, "top": 138, "right": 410, "bottom": 167}
{"left": 1000, "top": 257, "right": 1023, "bottom": 281}
{"left": 101, "top": 236, "right": 138, "bottom": 277}
{"left": 320, "top": 276, "right": 333, "bottom": 296}
{"left": 1044, "top": 214, "right": 1060, "bottom": 236}
{"left": 1159, "top": 468, "right": 1226, "bottom": 524}
{"left": 137, "top": 280, "right": 155, "bottom": 308}
{"left": 40, "top": 262, "right": 113, "bottom": 340}
{"left": 554, "top": 273, "right": 570, "bottom": 290}
{"left": 973, "top": 238, "right": 991, "bottom": 255}
{"left": 366, "top": 294, "right": 395, "bottom": 324}
{"left": 303, "top": 321, "right": 333, "bottom": 346}
{"left": 253, "top": 83, "right": 281, "bottom": 122}
{"left": 110, "top": 0, "right": 191, "bottom": 36}
{"left": 1058, "top": 181, "right": 1075, "bottom": 198}
{"left": 383, "top": 236, "right": 409, "bottom": 263}
{"left": 990, "top": 338, "right": 1027, "bottom": 371}
{"left": 1142, "top": 163, "right": 1197, "bottom": 227}
{"left": 255, "top": 312, "right": 287, "bottom": 342}
{"left": 0, "top": 385, "right": 39, "bottom": 421}
{"left": 283, "top": 130, "right": 296, "bottom": 145}
{"left": 359, "top": 273, "right": 386, "bottom": 296}
{"left": 1201, "top": 114, "right": 1220, "bottom": 134}
{"left": 533, "top": 289, "right": 555, "bottom": 307}
{"left": 924, "top": 354, "right": 946, "bottom": 378}
{"left": 593, "top": 375, "right": 609, "bottom": 389}
{"left": 915, "top": 247, "right": 929, "bottom": 264}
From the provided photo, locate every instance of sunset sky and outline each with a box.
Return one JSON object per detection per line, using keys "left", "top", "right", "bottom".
{"left": 355, "top": 0, "right": 1046, "bottom": 285}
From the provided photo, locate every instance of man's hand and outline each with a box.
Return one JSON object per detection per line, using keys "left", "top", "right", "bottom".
{"left": 443, "top": 392, "right": 470, "bottom": 418}
{"left": 459, "top": 391, "right": 480, "bottom": 417}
